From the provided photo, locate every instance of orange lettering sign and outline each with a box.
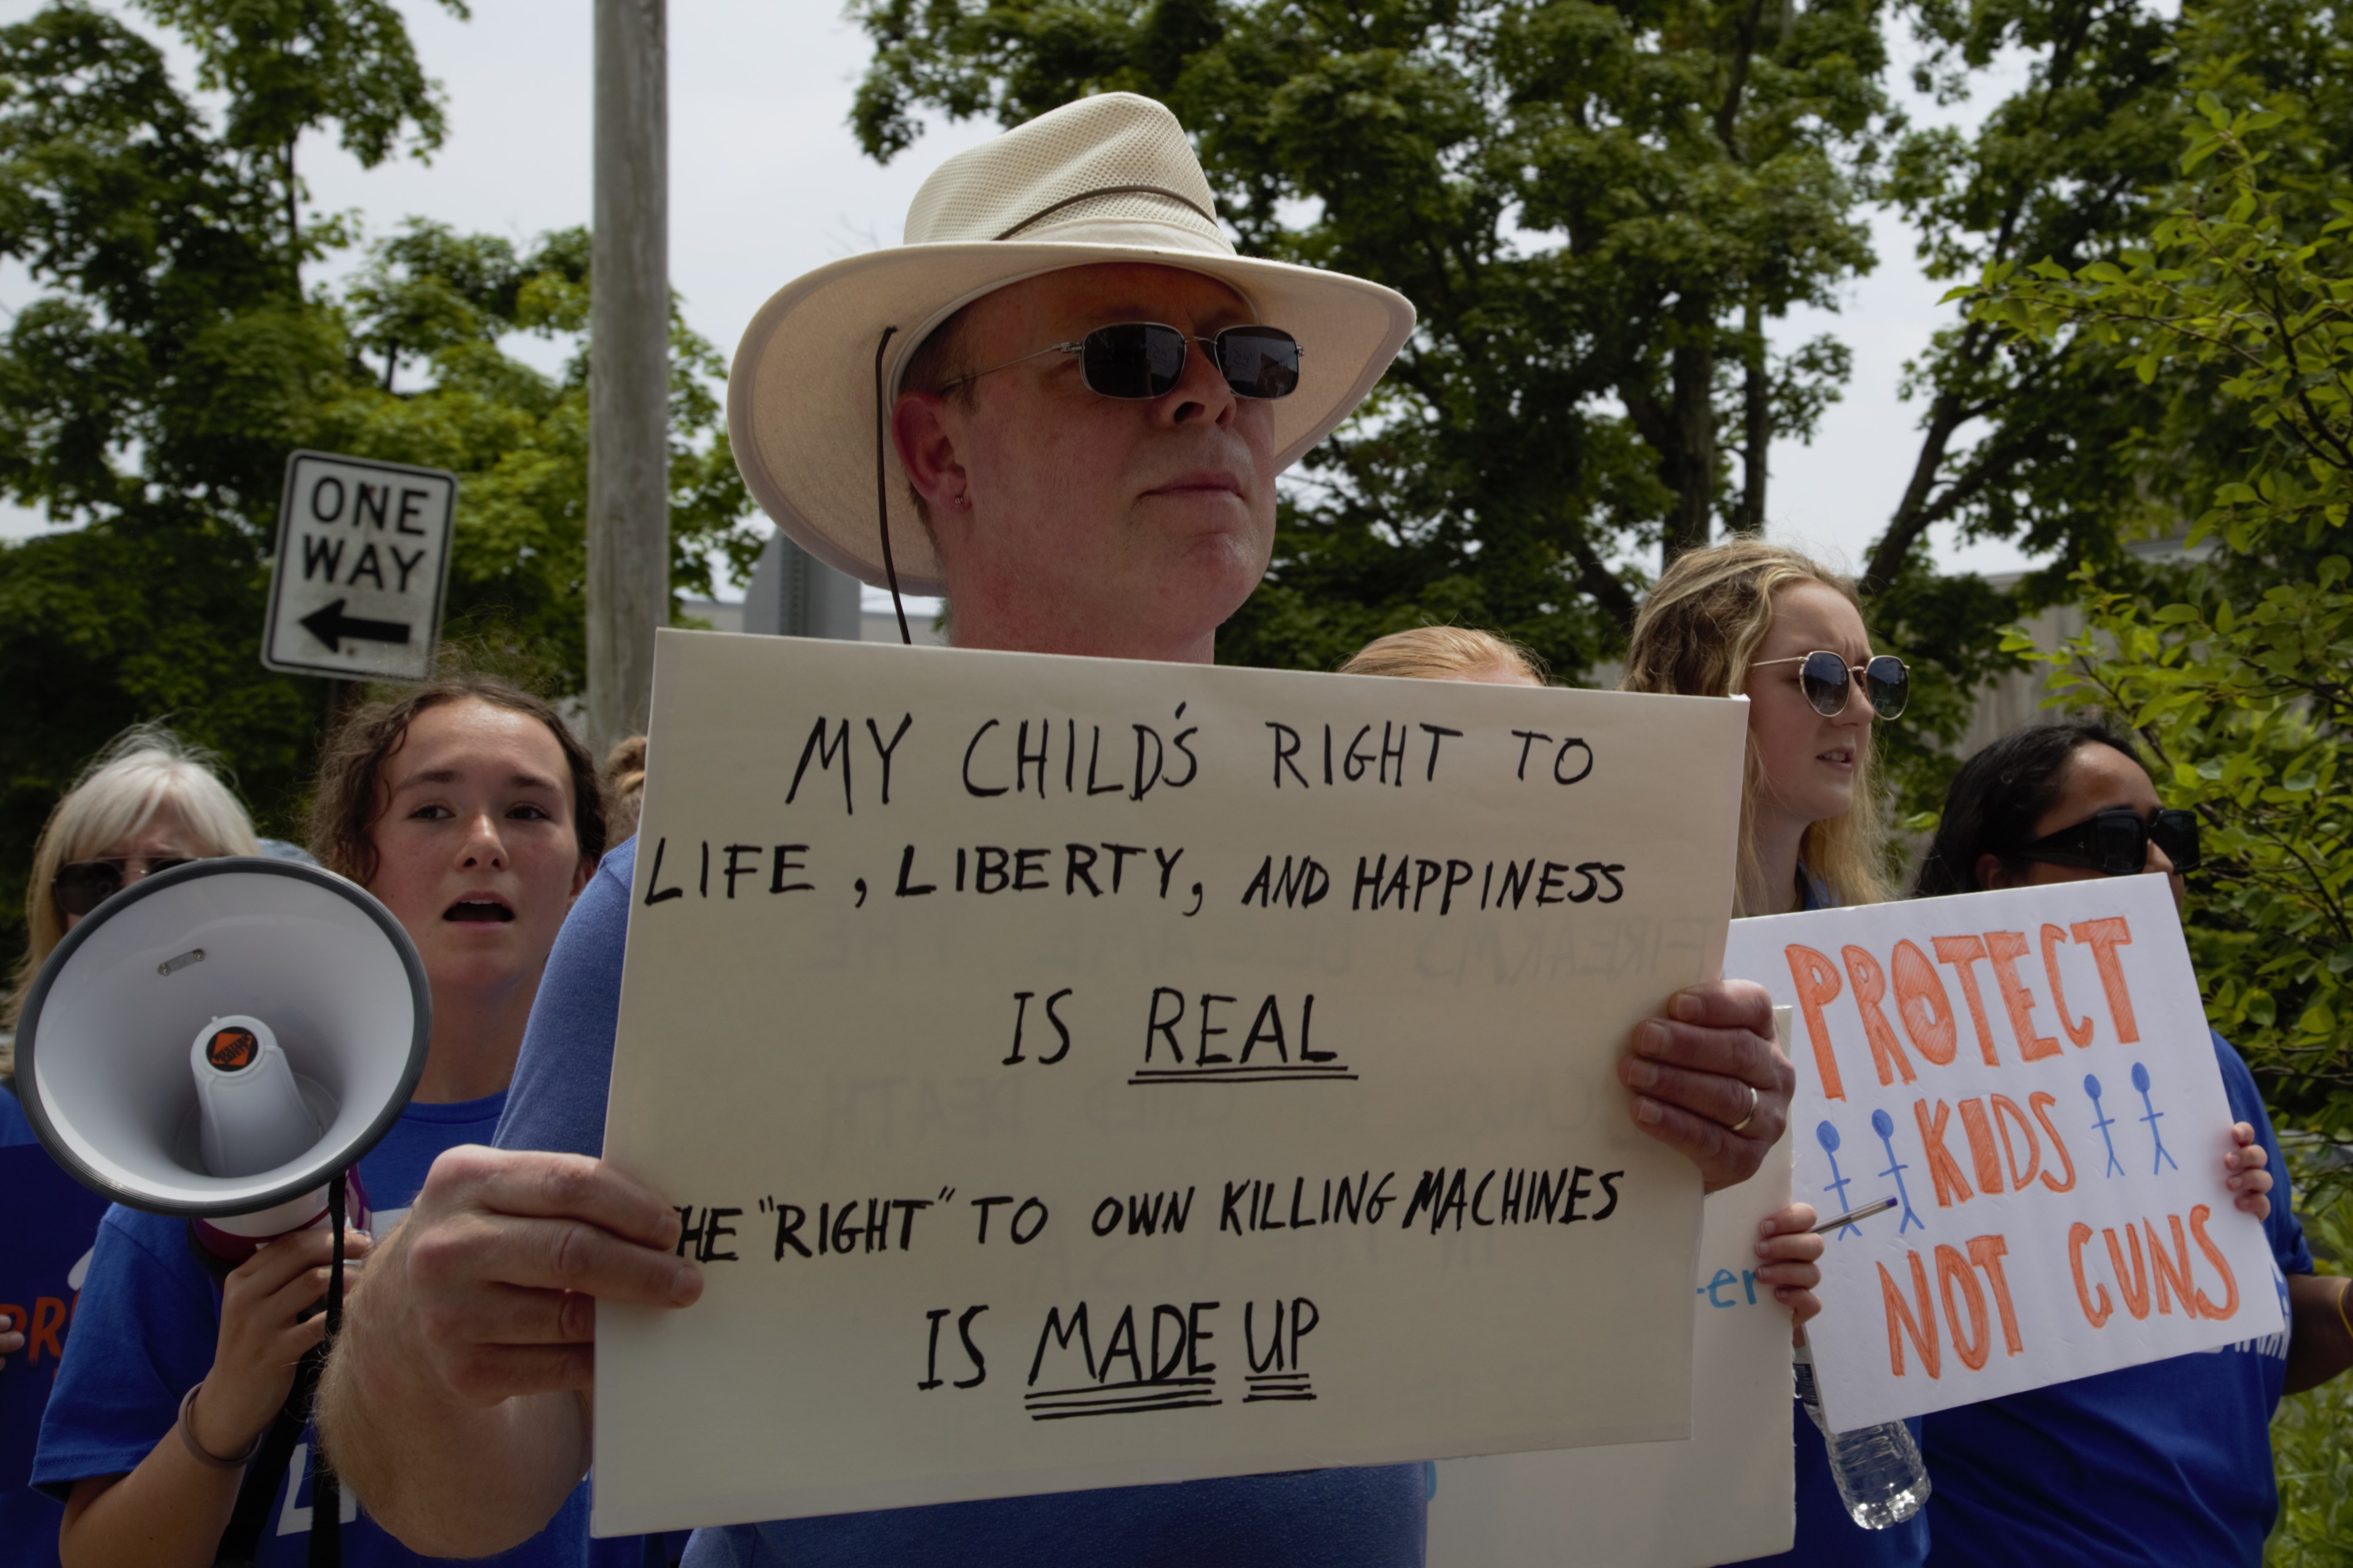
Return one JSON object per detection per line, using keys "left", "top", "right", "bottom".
{"left": 2145, "top": 1214, "right": 2200, "bottom": 1318}
{"left": 1956, "top": 1098, "right": 2006, "bottom": 1195}
{"left": 1879, "top": 1251, "right": 1942, "bottom": 1379}
{"left": 1891, "top": 939, "right": 1959, "bottom": 1066}
{"left": 2040, "top": 923, "right": 2096, "bottom": 1047}
{"left": 2070, "top": 916, "right": 2139, "bottom": 1043}
{"left": 1967, "top": 1234, "right": 2024, "bottom": 1356}
{"left": 1843, "top": 944, "right": 1918, "bottom": 1088}
{"left": 2028, "top": 1091, "right": 2077, "bottom": 1192}
{"left": 2189, "top": 1204, "right": 2239, "bottom": 1319}
{"left": 1787, "top": 944, "right": 1847, "bottom": 1101}
{"left": 1936, "top": 1243, "right": 1992, "bottom": 1371}
{"left": 1931, "top": 935, "right": 2003, "bottom": 1066}
{"left": 1985, "top": 931, "right": 2063, "bottom": 1062}
{"left": 2103, "top": 1225, "right": 2152, "bottom": 1321}
{"left": 2069, "top": 1221, "right": 2113, "bottom": 1328}
{"left": 1913, "top": 1099, "right": 1976, "bottom": 1208}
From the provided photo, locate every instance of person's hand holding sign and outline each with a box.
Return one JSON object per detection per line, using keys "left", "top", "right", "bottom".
{"left": 0, "top": 1308, "right": 23, "bottom": 1372}
{"left": 1619, "top": 977, "right": 1794, "bottom": 1195}
{"left": 2226, "top": 1122, "right": 2271, "bottom": 1219}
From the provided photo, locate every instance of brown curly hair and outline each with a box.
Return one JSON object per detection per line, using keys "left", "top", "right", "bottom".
{"left": 308, "top": 677, "right": 605, "bottom": 887}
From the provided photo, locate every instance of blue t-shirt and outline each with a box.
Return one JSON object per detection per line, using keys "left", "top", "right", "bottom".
{"left": 31, "top": 1091, "right": 611, "bottom": 1566}
{"left": 1, "top": 1084, "right": 70, "bottom": 1568}
{"left": 1726, "top": 870, "right": 1930, "bottom": 1568}
{"left": 1918, "top": 1033, "right": 2311, "bottom": 1567}
{"left": 0, "top": 1083, "right": 36, "bottom": 1147}
{"left": 500, "top": 838, "right": 1429, "bottom": 1568}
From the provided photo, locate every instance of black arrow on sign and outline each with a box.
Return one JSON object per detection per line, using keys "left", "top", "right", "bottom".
{"left": 300, "top": 599, "right": 412, "bottom": 652}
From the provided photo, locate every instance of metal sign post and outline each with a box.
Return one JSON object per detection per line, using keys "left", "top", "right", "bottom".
{"left": 262, "top": 450, "right": 457, "bottom": 684}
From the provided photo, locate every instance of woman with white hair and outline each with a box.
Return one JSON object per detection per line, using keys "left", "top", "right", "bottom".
{"left": 4, "top": 724, "right": 262, "bottom": 1053}
{"left": 1, "top": 723, "right": 259, "bottom": 1568}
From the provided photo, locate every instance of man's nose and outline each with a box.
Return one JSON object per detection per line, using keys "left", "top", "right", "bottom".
{"left": 1156, "top": 334, "right": 1236, "bottom": 427}
{"left": 2145, "top": 838, "right": 2177, "bottom": 877}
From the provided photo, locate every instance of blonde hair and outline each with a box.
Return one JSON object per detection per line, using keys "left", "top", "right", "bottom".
{"left": 4, "top": 724, "right": 261, "bottom": 1055}
{"left": 1620, "top": 538, "right": 1892, "bottom": 916}
{"left": 603, "top": 734, "right": 648, "bottom": 844}
{"left": 1339, "top": 626, "right": 1546, "bottom": 684}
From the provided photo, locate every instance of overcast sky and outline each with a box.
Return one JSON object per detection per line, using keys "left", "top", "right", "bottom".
{"left": 0, "top": 1, "right": 2041, "bottom": 592}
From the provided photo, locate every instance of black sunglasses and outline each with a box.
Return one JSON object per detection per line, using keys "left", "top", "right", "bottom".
{"left": 2014, "top": 805, "right": 2202, "bottom": 877}
{"left": 1750, "top": 651, "right": 1911, "bottom": 720}
{"left": 940, "top": 322, "right": 1303, "bottom": 402}
{"left": 52, "top": 855, "right": 194, "bottom": 919}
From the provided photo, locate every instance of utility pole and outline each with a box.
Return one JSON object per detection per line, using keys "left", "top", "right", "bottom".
{"left": 588, "top": 0, "right": 669, "bottom": 752}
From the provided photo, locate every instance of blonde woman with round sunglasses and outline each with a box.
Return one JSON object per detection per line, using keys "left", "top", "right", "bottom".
{"left": 1620, "top": 539, "right": 1906, "bottom": 919}
{"left": 1618, "top": 540, "right": 1924, "bottom": 1568}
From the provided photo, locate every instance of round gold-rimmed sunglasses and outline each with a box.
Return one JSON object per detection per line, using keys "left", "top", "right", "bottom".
{"left": 1750, "top": 651, "right": 1910, "bottom": 720}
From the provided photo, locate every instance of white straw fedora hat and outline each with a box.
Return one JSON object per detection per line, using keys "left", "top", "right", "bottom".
{"left": 727, "top": 91, "right": 1417, "bottom": 596}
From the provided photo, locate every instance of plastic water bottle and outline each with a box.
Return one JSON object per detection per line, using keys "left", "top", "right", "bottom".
{"left": 1793, "top": 1341, "right": 1930, "bottom": 1528}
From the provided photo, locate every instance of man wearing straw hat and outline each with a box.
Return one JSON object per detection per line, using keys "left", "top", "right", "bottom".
{"left": 320, "top": 93, "right": 1813, "bottom": 1565}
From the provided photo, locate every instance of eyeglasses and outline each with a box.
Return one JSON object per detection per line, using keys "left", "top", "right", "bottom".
{"left": 938, "top": 322, "right": 1303, "bottom": 402}
{"left": 52, "top": 855, "right": 194, "bottom": 919}
{"left": 2014, "top": 805, "right": 2202, "bottom": 877}
{"left": 1750, "top": 651, "right": 1911, "bottom": 720}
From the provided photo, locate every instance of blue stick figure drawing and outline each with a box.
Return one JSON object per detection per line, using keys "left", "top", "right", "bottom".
{"left": 2133, "top": 1062, "right": 2178, "bottom": 1174}
{"left": 2086, "top": 1073, "right": 2125, "bottom": 1178}
{"left": 1871, "top": 1108, "right": 1923, "bottom": 1235}
{"left": 1817, "top": 1121, "right": 1861, "bottom": 1239}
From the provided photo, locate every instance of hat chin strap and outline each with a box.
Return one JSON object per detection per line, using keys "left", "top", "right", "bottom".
{"left": 874, "top": 325, "right": 913, "bottom": 646}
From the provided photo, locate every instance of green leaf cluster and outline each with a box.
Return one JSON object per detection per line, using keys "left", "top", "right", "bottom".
{"left": 853, "top": 0, "right": 1892, "bottom": 677}
{"left": 2267, "top": 1134, "right": 2353, "bottom": 1567}
{"left": 1966, "top": 104, "right": 2353, "bottom": 1171}
{"left": 0, "top": 3, "right": 753, "bottom": 978}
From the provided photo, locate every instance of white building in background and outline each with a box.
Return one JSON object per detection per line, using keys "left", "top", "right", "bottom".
{"left": 681, "top": 528, "right": 944, "bottom": 646}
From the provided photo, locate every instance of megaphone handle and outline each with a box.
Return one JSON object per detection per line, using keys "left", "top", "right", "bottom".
{"left": 307, "top": 1172, "right": 347, "bottom": 1568}
{"left": 211, "top": 1174, "right": 349, "bottom": 1568}
{"left": 211, "top": 1346, "right": 319, "bottom": 1567}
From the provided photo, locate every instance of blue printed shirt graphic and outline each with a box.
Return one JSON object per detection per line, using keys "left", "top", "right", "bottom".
{"left": 1919, "top": 1033, "right": 2311, "bottom": 1567}
{"left": 499, "top": 838, "right": 1429, "bottom": 1568}
{"left": 29, "top": 1091, "right": 628, "bottom": 1566}
{"left": 0, "top": 1082, "right": 103, "bottom": 1568}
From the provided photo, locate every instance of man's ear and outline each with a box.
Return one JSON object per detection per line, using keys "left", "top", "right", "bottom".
{"left": 892, "top": 391, "right": 967, "bottom": 517}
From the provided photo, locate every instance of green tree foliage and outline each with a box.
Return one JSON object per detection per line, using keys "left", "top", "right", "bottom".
{"left": 0, "top": 2, "right": 753, "bottom": 973}
{"left": 853, "top": 0, "right": 1891, "bottom": 675}
{"left": 2268, "top": 1145, "right": 2352, "bottom": 1568}
{"left": 1863, "top": 0, "right": 2353, "bottom": 819}
{"left": 845, "top": 0, "right": 2353, "bottom": 850}
{"left": 1968, "top": 102, "right": 2353, "bottom": 1152}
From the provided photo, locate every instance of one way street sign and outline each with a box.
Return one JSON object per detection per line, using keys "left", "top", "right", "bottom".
{"left": 263, "top": 450, "right": 456, "bottom": 682}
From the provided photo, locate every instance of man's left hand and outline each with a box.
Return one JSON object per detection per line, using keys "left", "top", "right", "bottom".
{"left": 1619, "top": 978, "right": 1792, "bottom": 1194}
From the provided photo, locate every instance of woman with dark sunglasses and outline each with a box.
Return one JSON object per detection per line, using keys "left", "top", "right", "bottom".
{"left": 1619, "top": 538, "right": 1926, "bottom": 1568}
{"left": 4, "top": 725, "right": 262, "bottom": 1053}
{"left": 1910, "top": 720, "right": 2351, "bottom": 1565}
{"left": 0, "top": 724, "right": 259, "bottom": 1568}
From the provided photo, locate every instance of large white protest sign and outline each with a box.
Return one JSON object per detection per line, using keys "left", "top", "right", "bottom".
{"left": 1722, "top": 878, "right": 2284, "bottom": 1433}
{"left": 1428, "top": 1133, "right": 1797, "bottom": 1568}
{"left": 590, "top": 631, "right": 1749, "bottom": 1534}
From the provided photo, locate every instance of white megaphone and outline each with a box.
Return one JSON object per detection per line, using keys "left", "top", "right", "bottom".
{"left": 15, "top": 857, "right": 430, "bottom": 1266}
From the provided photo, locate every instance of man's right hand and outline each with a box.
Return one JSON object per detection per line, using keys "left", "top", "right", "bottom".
{"left": 359, "top": 1144, "right": 702, "bottom": 1406}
